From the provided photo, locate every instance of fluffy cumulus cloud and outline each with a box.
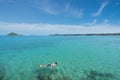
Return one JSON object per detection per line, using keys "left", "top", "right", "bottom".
{"left": 0, "top": 22, "right": 120, "bottom": 35}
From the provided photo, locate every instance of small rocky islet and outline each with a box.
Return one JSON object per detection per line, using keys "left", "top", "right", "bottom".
{"left": 7, "top": 32, "right": 23, "bottom": 36}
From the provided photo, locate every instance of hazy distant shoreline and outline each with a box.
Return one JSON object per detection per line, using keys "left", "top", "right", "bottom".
{"left": 50, "top": 33, "right": 120, "bottom": 36}
{"left": 1, "top": 32, "right": 120, "bottom": 36}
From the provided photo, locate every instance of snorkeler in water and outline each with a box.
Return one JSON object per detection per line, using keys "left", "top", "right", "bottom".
{"left": 40, "top": 62, "right": 57, "bottom": 67}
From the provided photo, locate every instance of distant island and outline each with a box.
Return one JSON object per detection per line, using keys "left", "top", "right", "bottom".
{"left": 7, "top": 32, "right": 23, "bottom": 36}
{"left": 50, "top": 33, "right": 120, "bottom": 36}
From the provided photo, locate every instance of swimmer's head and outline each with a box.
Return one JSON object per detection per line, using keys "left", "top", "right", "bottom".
{"left": 55, "top": 62, "right": 57, "bottom": 65}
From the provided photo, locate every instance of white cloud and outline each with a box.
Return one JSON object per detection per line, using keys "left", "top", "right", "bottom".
{"left": 0, "top": 22, "right": 120, "bottom": 35}
{"left": 38, "top": 6, "right": 58, "bottom": 15}
{"left": 85, "top": 19, "right": 97, "bottom": 26}
{"left": 35, "top": 1, "right": 83, "bottom": 17}
{"left": 69, "top": 9, "right": 83, "bottom": 18}
{"left": 65, "top": 2, "right": 70, "bottom": 11}
{"left": 93, "top": 0, "right": 109, "bottom": 17}
{"left": 104, "top": 19, "right": 108, "bottom": 24}
{"left": 65, "top": 3, "right": 83, "bottom": 18}
{"left": 1, "top": 0, "right": 83, "bottom": 18}
{"left": 35, "top": 0, "right": 59, "bottom": 15}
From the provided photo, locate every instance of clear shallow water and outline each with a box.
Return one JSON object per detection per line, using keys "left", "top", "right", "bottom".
{"left": 0, "top": 36, "right": 120, "bottom": 80}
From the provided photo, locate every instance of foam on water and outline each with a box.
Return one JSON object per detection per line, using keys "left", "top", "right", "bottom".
{"left": 0, "top": 36, "right": 120, "bottom": 80}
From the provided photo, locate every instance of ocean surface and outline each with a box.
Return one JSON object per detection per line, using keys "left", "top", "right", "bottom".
{"left": 0, "top": 36, "right": 120, "bottom": 80}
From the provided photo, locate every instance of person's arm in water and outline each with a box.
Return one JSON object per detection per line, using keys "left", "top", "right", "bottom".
{"left": 40, "top": 64, "right": 47, "bottom": 67}
{"left": 40, "top": 62, "right": 57, "bottom": 67}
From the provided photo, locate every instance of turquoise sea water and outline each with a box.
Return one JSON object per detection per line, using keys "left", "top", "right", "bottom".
{"left": 0, "top": 36, "right": 120, "bottom": 80}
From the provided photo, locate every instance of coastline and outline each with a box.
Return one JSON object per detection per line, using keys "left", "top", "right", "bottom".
{"left": 49, "top": 33, "right": 120, "bottom": 36}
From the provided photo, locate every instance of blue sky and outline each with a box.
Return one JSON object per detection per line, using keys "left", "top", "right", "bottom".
{"left": 0, "top": 0, "right": 120, "bottom": 35}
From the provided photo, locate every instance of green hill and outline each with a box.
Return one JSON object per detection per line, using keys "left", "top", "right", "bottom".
{"left": 7, "top": 32, "right": 23, "bottom": 36}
